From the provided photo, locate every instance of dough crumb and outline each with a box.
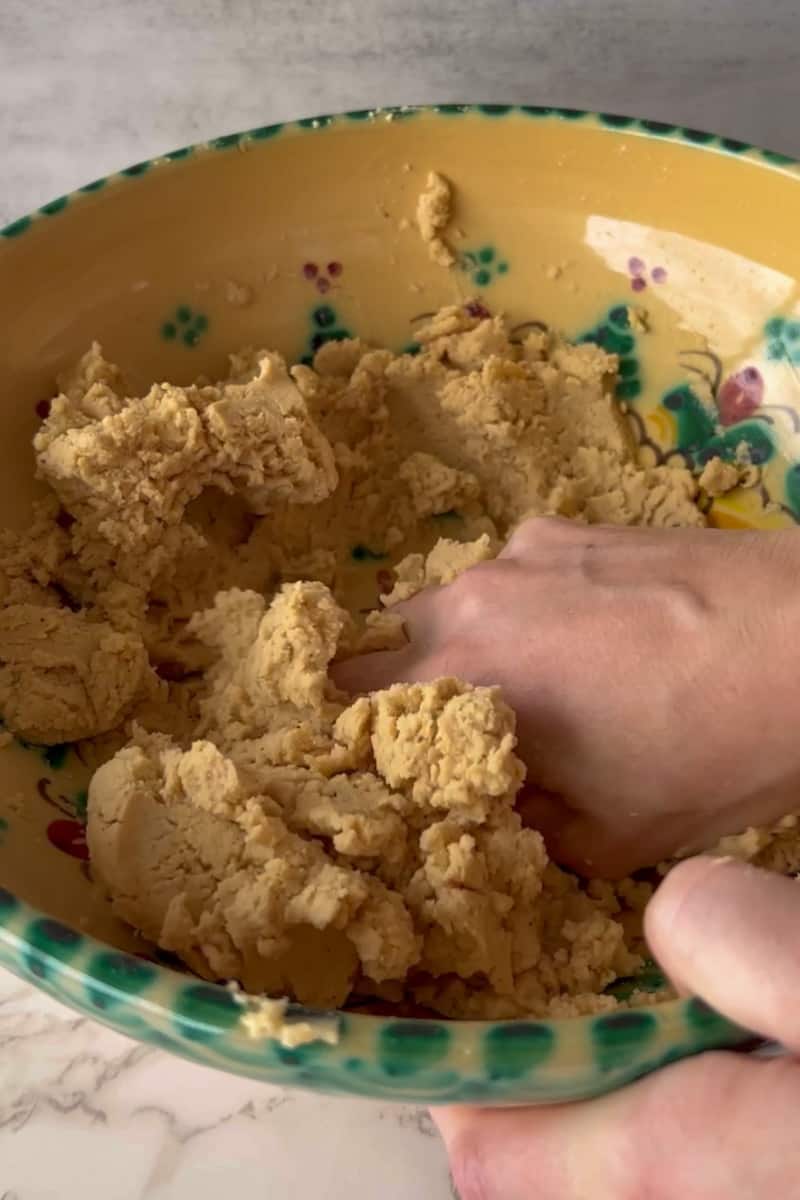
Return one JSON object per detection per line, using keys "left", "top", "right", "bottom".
{"left": 237, "top": 994, "right": 340, "bottom": 1047}
{"left": 224, "top": 280, "right": 254, "bottom": 307}
{"left": 383, "top": 534, "right": 496, "bottom": 606}
{"left": 416, "top": 171, "right": 456, "bottom": 267}
{"left": 698, "top": 455, "right": 741, "bottom": 497}
{"left": 0, "top": 605, "right": 152, "bottom": 743}
{"left": 370, "top": 678, "right": 524, "bottom": 821}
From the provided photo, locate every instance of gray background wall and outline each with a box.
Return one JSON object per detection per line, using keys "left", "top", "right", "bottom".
{"left": 2, "top": 0, "right": 800, "bottom": 226}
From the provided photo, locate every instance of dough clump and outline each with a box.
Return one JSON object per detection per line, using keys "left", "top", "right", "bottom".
{"left": 698, "top": 454, "right": 742, "bottom": 497}
{"left": 416, "top": 171, "right": 457, "bottom": 267}
{"left": 2, "top": 301, "right": 765, "bottom": 1019}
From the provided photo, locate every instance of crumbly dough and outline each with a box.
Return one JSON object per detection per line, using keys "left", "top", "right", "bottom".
{"left": 698, "top": 455, "right": 742, "bottom": 497}
{"left": 2, "top": 301, "right": 789, "bottom": 1020}
{"left": 34, "top": 344, "right": 337, "bottom": 593}
{"left": 233, "top": 992, "right": 340, "bottom": 1047}
{"left": 416, "top": 171, "right": 457, "bottom": 267}
{"left": 0, "top": 605, "right": 151, "bottom": 744}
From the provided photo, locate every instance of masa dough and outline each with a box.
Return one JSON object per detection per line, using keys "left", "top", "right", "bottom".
{"left": 0, "top": 302, "right": 785, "bottom": 1019}
{"left": 0, "top": 605, "right": 151, "bottom": 744}
{"left": 698, "top": 454, "right": 742, "bottom": 497}
{"left": 416, "top": 171, "right": 457, "bottom": 267}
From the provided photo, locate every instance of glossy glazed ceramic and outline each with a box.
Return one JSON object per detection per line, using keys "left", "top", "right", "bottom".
{"left": 2, "top": 105, "right": 793, "bottom": 1104}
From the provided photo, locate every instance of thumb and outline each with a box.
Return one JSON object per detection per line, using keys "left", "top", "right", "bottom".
{"left": 645, "top": 855, "right": 800, "bottom": 1053}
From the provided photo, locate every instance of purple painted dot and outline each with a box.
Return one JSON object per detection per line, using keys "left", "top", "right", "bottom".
{"left": 628, "top": 256, "right": 646, "bottom": 276}
{"left": 303, "top": 262, "right": 319, "bottom": 279}
{"left": 651, "top": 266, "right": 668, "bottom": 284}
{"left": 631, "top": 276, "right": 647, "bottom": 293}
{"left": 327, "top": 261, "right": 343, "bottom": 277}
{"left": 464, "top": 300, "right": 491, "bottom": 319}
{"left": 316, "top": 276, "right": 331, "bottom": 294}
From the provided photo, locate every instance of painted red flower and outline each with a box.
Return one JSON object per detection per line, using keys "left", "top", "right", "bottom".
{"left": 717, "top": 366, "right": 764, "bottom": 426}
{"left": 47, "top": 819, "right": 89, "bottom": 860}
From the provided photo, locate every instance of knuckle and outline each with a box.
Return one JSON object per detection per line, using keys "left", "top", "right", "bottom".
{"left": 507, "top": 514, "right": 576, "bottom": 552}
{"left": 449, "top": 561, "right": 507, "bottom": 623}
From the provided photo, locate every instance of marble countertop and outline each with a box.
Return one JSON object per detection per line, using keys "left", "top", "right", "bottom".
{"left": 1, "top": 0, "right": 798, "bottom": 1195}
{"left": 0, "top": 975, "right": 452, "bottom": 1199}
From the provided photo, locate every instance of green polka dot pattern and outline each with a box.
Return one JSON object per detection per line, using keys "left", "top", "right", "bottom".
{"left": 160, "top": 305, "right": 209, "bottom": 347}
{"left": 378, "top": 1022, "right": 451, "bottom": 1077}
{"left": 0, "top": 847, "right": 755, "bottom": 1102}
{"left": 174, "top": 984, "right": 242, "bottom": 1041}
{"left": 580, "top": 305, "right": 643, "bottom": 400}
{"left": 592, "top": 1011, "right": 658, "bottom": 1073}
{"left": 461, "top": 245, "right": 510, "bottom": 289}
{"left": 300, "top": 304, "right": 353, "bottom": 364}
{"left": 87, "top": 952, "right": 157, "bottom": 1011}
{"left": 2, "top": 106, "right": 798, "bottom": 240}
{"left": 484, "top": 1022, "right": 555, "bottom": 1080}
{"left": 766, "top": 315, "right": 800, "bottom": 364}
{"left": 350, "top": 544, "right": 387, "bottom": 562}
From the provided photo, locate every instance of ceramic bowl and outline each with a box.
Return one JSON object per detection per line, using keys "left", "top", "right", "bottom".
{"left": 0, "top": 105, "right": 794, "bottom": 1106}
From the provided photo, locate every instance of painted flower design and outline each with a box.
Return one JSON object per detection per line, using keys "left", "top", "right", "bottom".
{"left": 464, "top": 300, "right": 491, "bottom": 319}
{"left": 302, "top": 260, "right": 343, "bottom": 295}
{"left": 461, "top": 246, "right": 509, "bottom": 288}
{"left": 46, "top": 818, "right": 89, "bottom": 860}
{"left": 161, "top": 305, "right": 209, "bottom": 347}
{"left": 717, "top": 366, "right": 764, "bottom": 426}
{"left": 628, "top": 257, "right": 667, "bottom": 292}
{"left": 37, "top": 777, "right": 89, "bottom": 860}
{"left": 765, "top": 316, "right": 800, "bottom": 365}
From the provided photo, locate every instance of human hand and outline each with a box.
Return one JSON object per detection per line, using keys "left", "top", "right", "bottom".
{"left": 432, "top": 856, "right": 800, "bottom": 1200}
{"left": 334, "top": 518, "right": 800, "bottom": 875}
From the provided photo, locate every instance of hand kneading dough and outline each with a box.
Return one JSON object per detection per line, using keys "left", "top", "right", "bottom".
{"left": 3, "top": 300, "right": 792, "bottom": 1019}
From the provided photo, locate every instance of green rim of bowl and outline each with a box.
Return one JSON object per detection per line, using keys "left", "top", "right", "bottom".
{"left": 0, "top": 105, "right": 761, "bottom": 1103}
{"left": 0, "top": 883, "right": 751, "bottom": 1103}
{"left": 1, "top": 104, "right": 797, "bottom": 241}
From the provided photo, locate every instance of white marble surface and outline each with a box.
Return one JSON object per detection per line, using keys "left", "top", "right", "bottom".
{"left": 1, "top": 1, "right": 799, "bottom": 1195}
{"left": 0, "top": 972, "right": 454, "bottom": 1200}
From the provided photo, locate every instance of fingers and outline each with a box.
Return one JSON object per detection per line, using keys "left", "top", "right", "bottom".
{"left": 331, "top": 593, "right": 434, "bottom": 695}
{"left": 646, "top": 855, "right": 800, "bottom": 1052}
{"left": 432, "top": 1088, "right": 631, "bottom": 1200}
{"left": 331, "top": 646, "right": 418, "bottom": 695}
{"left": 531, "top": 810, "right": 633, "bottom": 878}
{"left": 433, "top": 1052, "right": 800, "bottom": 1200}
{"left": 500, "top": 514, "right": 603, "bottom": 563}
{"left": 500, "top": 515, "right": 574, "bottom": 557}
{"left": 517, "top": 790, "right": 657, "bottom": 879}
